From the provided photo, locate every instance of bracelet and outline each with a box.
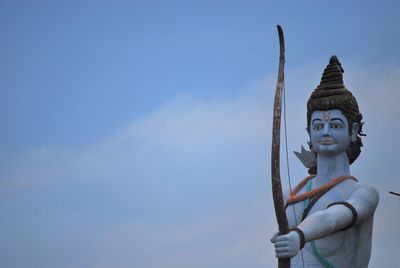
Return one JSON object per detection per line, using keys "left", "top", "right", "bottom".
{"left": 327, "top": 201, "right": 358, "bottom": 230}
{"left": 291, "top": 227, "right": 305, "bottom": 249}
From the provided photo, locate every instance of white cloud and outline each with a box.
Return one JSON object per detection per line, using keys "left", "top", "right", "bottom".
{"left": 0, "top": 60, "right": 399, "bottom": 267}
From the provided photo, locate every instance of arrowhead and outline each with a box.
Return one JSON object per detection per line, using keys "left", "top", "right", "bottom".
{"left": 293, "top": 145, "right": 316, "bottom": 168}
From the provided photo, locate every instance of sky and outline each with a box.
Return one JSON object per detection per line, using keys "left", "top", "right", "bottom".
{"left": 0, "top": 1, "right": 399, "bottom": 267}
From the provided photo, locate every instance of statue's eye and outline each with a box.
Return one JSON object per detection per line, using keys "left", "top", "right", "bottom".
{"left": 331, "top": 122, "right": 344, "bottom": 129}
{"left": 312, "top": 124, "right": 322, "bottom": 131}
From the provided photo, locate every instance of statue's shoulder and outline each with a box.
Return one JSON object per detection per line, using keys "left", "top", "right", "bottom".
{"left": 350, "top": 181, "right": 380, "bottom": 208}
{"left": 353, "top": 181, "right": 379, "bottom": 194}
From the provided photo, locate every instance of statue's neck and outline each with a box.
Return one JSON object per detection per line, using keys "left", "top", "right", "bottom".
{"left": 315, "top": 152, "right": 351, "bottom": 185}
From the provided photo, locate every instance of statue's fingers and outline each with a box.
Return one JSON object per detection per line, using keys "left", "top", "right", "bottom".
{"left": 270, "top": 232, "right": 280, "bottom": 243}
{"left": 275, "top": 247, "right": 289, "bottom": 253}
{"left": 275, "top": 235, "right": 288, "bottom": 242}
{"left": 275, "top": 241, "right": 289, "bottom": 248}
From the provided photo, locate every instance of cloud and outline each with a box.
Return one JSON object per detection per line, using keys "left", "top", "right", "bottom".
{"left": 88, "top": 197, "right": 275, "bottom": 268}
{"left": 0, "top": 75, "right": 279, "bottom": 267}
{"left": 0, "top": 59, "right": 399, "bottom": 267}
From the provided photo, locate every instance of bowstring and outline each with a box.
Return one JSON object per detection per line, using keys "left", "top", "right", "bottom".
{"left": 283, "top": 82, "right": 305, "bottom": 268}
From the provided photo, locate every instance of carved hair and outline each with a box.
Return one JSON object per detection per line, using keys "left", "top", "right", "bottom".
{"left": 306, "top": 56, "right": 365, "bottom": 174}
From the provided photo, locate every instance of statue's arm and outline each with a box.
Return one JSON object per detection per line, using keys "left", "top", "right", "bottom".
{"left": 271, "top": 183, "right": 379, "bottom": 258}
{"left": 298, "top": 183, "right": 379, "bottom": 243}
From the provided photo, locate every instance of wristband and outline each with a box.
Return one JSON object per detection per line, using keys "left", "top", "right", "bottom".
{"left": 291, "top": 227, "right": 305, "bottom": 249}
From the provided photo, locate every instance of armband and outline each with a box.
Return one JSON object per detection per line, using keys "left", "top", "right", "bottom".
{"left": 327, "top": 201, "right": 358, "bottom": 230}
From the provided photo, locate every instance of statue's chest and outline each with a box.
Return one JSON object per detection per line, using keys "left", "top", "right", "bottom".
{"left": 286, "top": 181, "right": 354, "bottom": 228}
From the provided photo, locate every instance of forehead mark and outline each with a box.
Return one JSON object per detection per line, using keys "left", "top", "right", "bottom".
{"left": 323, "top": 111, "right": 330, "bottom": 122}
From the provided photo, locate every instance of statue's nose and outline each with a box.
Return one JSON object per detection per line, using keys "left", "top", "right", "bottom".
{"left": 322, "top": 124, "right": 331, "bottom": 136}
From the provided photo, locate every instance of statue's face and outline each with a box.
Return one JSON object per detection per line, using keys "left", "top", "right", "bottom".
{"left": 309, "top": 109, "right": 351, "bottom": 156}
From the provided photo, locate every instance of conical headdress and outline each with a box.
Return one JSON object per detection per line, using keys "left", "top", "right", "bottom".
{"left": 310, "top": 55, "right": 347, "bottom": 100}
{"left": 306, "top": 55, "right": 364, "bottom": 172}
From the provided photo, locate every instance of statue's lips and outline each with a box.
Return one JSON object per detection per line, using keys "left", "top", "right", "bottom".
{"left": 319, "top": 139, "right": 335, "bottom": 145}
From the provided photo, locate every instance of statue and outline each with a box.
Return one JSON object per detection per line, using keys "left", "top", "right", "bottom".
{"left": 269, "top": 51, "right": 380, "bottom": 267}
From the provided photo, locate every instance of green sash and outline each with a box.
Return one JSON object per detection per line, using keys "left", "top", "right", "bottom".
{"left": 304, "top": 179, "right": 336, "bottom": 268}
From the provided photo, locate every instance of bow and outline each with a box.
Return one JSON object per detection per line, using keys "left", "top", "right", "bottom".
{"left": 271, "top": 25, "right": 290, "bottom": 268}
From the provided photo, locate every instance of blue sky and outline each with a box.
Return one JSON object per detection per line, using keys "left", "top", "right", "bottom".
{"left": 1, "top": 1, "right": 400, "bottom": 267}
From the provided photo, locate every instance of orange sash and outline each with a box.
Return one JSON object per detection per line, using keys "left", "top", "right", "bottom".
{"left": 286, "top": 175, "right": 358, "bottom": 206}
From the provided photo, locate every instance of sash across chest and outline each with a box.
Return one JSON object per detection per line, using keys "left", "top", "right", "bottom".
{"left": 286, "top": 175, "right": 358, "bottom": 221}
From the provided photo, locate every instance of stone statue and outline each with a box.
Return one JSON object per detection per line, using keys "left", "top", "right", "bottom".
{"left": 270, "top": 56, "right": 379, "bottom": 268}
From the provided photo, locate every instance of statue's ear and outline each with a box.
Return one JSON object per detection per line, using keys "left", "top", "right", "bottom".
{"left": 306, "top": 127, "right": 310, "bottom": 136}
{"left": 351, "top": 123, "right": 360, "bottom": 142}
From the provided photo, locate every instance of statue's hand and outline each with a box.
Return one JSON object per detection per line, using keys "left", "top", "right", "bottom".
{"left": 270, "top": 231, "right": 301, "bottom": 258}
